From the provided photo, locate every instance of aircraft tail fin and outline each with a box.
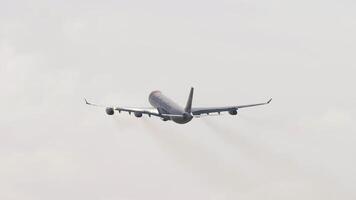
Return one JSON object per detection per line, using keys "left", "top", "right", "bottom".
{"left": 185, "top": 87, "right": 194, "bottom": 113}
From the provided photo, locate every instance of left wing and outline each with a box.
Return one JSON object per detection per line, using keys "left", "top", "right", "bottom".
{"left": 84, "top": 98, "right": 178, "bottom": 119}
{"left": 191, "top": 98, "right": 272, "bottom": 116}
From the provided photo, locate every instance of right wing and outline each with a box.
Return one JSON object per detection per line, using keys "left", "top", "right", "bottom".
{"left": 191, "top": 98, "right": 272, "bottom": 117}
{"left": 84, "top": 98, "right": 180, "bottom": 119}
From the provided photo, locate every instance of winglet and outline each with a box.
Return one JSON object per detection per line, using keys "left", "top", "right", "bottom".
{"left": 84, "top": 98, "right": 107, "bottom": 107}
{"left": 84, "top": 98, "right": 89, "bottom": 105}
{"left": 267, "top": 98, "right": 272, "bottom": 104}
{"left": 84, "top": 98, "right": 97, "bottom": 106}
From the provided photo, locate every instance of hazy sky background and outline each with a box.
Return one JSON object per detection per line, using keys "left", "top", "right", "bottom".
{"left": 1, "top": 0, "right": 356, "bottom": 199}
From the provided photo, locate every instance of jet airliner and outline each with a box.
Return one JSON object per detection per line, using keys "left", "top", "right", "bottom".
{"left": 85, "top": 87, "right": 272, "bottom": 124}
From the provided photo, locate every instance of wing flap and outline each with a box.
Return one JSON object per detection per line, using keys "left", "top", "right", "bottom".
{"left": 191, "top": 98, "right": 272, "bottom": 116}
{"left": 85, "top": 98, "right": 163, "bottom": 118}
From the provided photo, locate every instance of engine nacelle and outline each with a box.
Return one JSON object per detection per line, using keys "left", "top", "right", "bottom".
{"left": 134, "top": 112, "right": 143, "bottom": 118}
{"left": 228, "top": 110, "right": 237, "bottom": 115}
{"left": 106, "top": 107, "right": 114, "bottom": 115}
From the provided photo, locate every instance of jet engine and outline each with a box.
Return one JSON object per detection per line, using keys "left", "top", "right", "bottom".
{"left": 228, "top": 110, "right": 237, "bottom": 115}
{"left": 134, "top": 112, "right": 143, "bottom": 118}
{"left": 105, "top": 107, "right": 114, "bottom": 115}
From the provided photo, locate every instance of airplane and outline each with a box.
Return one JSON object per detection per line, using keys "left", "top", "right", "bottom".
{"left": 85, "top": 87, "right": 272, "bottom": 124}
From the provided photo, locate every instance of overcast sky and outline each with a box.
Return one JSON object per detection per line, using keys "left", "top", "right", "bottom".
{"left": 1, "top": 0, "right": 356, "bottom": 199}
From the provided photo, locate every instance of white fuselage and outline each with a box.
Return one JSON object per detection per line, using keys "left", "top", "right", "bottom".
{"left": 149, "top": 91, "right": 192, "bottom": 124}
